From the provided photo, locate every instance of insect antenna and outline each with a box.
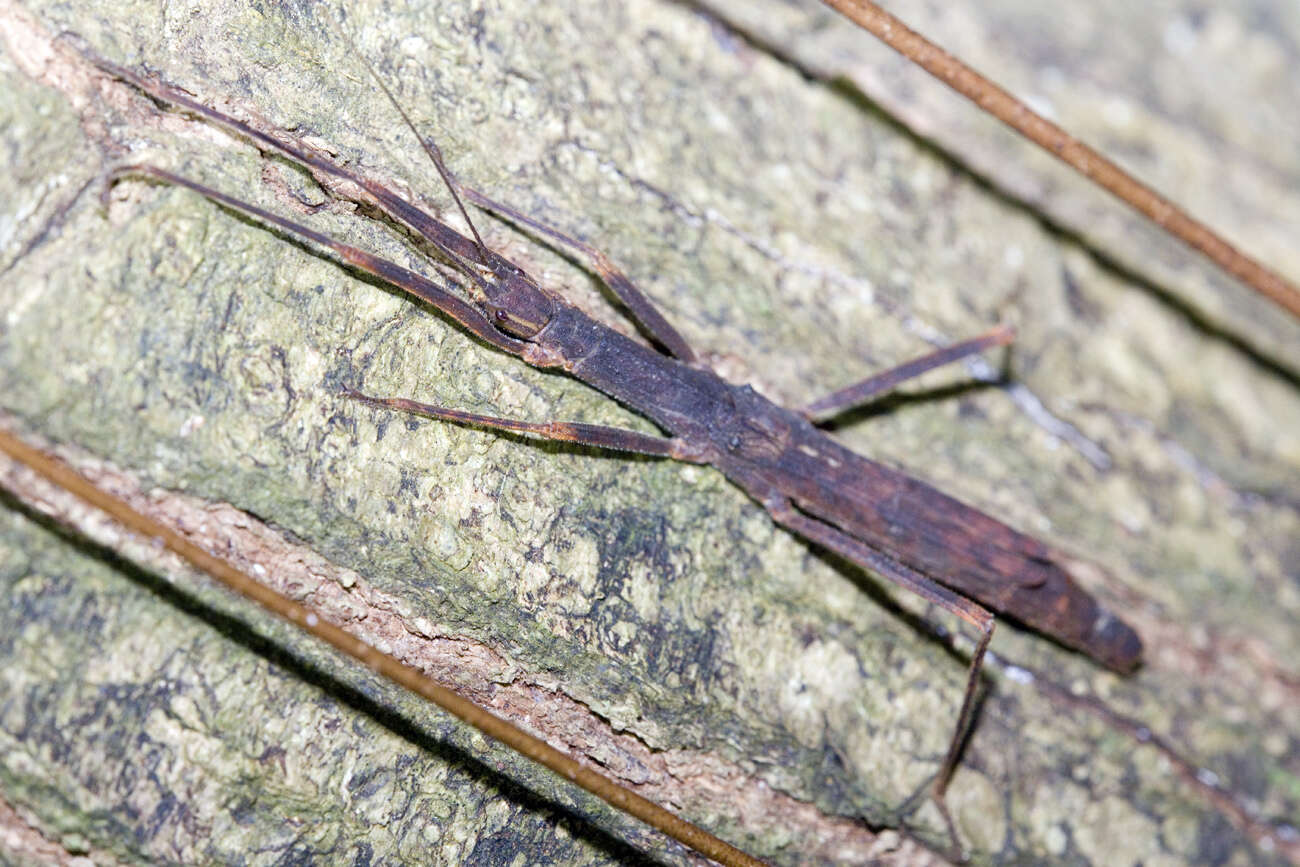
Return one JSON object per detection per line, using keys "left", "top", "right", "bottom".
{"left": 340, "top": 26, "right": 493, "bottom": 265}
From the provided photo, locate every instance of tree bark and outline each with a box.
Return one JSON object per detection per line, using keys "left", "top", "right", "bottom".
{"left": 0, "top": 0, "right": 1296, "bottom": 864}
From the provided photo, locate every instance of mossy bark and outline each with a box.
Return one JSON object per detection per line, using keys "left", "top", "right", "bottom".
{"left": 0, "top": 0, "right": 1296, "bottom": 865}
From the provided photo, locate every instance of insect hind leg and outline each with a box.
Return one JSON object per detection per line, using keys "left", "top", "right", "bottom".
{"left": 763, "top": 496, "right": 994, "bottom": 857}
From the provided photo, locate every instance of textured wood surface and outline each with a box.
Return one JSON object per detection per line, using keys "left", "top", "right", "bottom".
{"left": 1, "top": 0, "right": 1297, "bottom": 864}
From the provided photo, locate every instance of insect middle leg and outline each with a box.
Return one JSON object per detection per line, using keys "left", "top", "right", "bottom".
{"left": 802, "top": 325, "right": 1014, "bottom": 422}
{"left": 344, "top": 388, "right": 709, "bottom": 462}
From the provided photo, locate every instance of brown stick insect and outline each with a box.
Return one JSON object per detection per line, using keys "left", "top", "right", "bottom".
{"left": 2, "top": 1, "right": 1300, "bottom": 863}
{"left": 66, "top": 30, "right": 1149, "bottom": 857}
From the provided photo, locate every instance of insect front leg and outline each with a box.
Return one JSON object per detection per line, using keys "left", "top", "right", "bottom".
{"left": 106, "top": 165, "right": 531, "bottom": 359}
{"left": 458, "top": 185, "right": 699, "bottom": 364}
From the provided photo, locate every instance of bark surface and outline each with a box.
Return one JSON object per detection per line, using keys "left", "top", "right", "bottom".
{"left": 1, "top": 0, "right": 1297, "bottom": 864}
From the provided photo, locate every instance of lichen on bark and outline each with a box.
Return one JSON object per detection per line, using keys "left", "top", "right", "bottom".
{"left": 1, "top": 0, "right": 1297, "bottom": 865}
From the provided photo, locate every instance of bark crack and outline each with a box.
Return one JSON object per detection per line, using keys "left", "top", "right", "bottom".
{"left": 0, "top": 417, "right": 951, "bottom": 866}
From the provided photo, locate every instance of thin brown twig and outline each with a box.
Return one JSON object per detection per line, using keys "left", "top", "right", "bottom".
{"left": 0, "top": 424, "right": 765, "bottom": 867}
{"left": 820, "top": 0, "right": 1300, "bottom": 321}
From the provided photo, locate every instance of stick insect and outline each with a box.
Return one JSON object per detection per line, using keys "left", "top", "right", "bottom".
{"left": 2, "top": 1, "right": 1300, "bottom": 863}
{"left": 67, "top": 34, "right": 1148, "bottom": 856}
